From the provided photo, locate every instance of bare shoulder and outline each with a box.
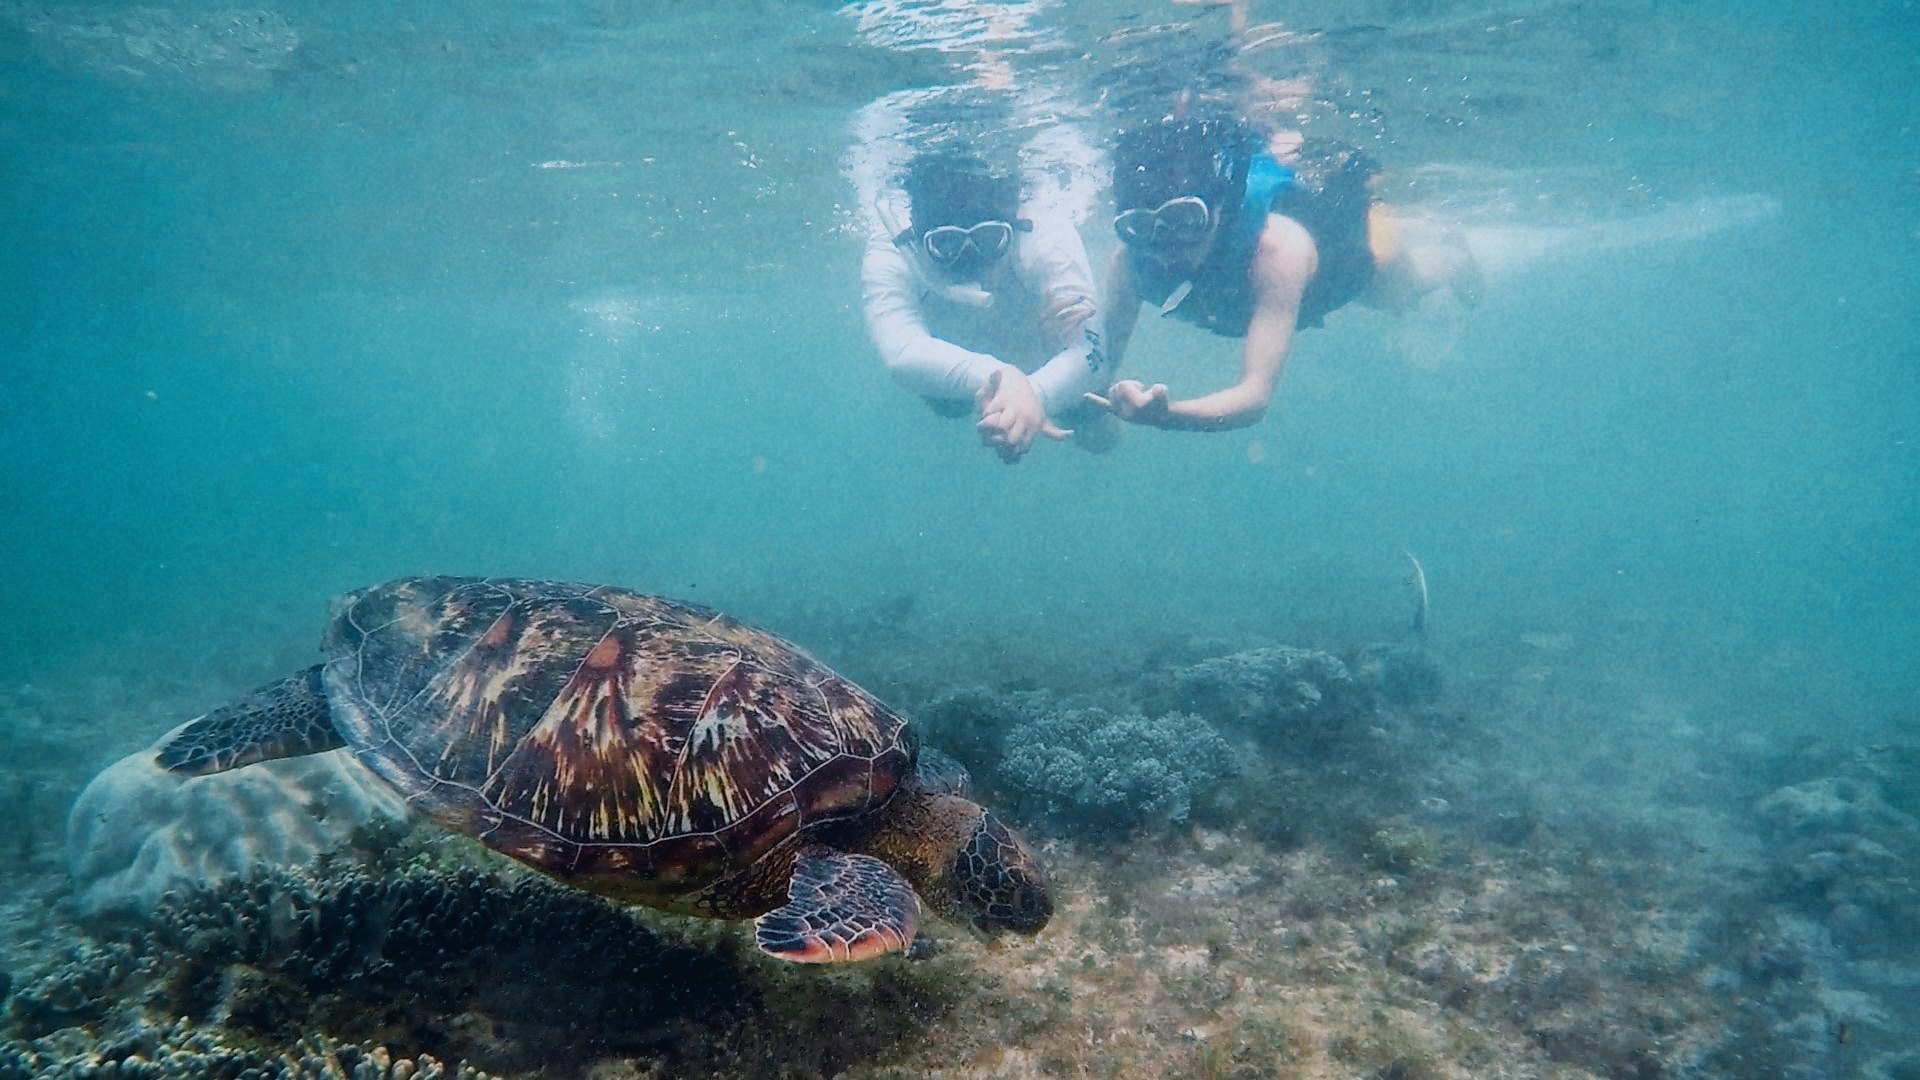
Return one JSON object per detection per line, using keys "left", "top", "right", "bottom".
{"left": 1252, "top": 213, "right": 1318, "bottom": 297}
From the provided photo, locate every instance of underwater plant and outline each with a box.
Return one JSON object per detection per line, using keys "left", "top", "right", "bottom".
{"left": 1359, "top": 820, "right": 1442, "bottom": 878}
{"left": 0, "top": 860, "right": 748, "bottom": 1075}
{"left": 4, "top": 835, "right": 1007, "bottom": 1080}
{"left": 143, "top": 864, "right": 750, "bottom": 1070}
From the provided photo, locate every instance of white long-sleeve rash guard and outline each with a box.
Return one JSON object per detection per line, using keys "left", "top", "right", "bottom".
{"left": 862, "top": 212, "right": 1112, "bottom": 420}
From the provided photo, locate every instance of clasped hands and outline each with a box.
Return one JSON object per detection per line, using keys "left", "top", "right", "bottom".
{"left": 974, "top": 292, "right": 1093, "bottom": 464}
{"left": 975, "top": 367, "right": 1070, "bottom": 464}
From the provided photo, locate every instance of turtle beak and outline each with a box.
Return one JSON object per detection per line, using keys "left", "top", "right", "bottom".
{"left": 995, "top": 865, "right": 1052, "bottom": 935}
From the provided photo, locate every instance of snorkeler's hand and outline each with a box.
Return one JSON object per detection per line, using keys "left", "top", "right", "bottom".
{"left": 1083, "top": 380, "right": 1172, "bottom": 427}
{"left": 977, "top": 367, "right": 1071, "bottom": 464}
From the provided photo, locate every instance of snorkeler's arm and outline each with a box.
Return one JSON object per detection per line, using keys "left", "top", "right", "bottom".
{"left": 1025, "top": 305, "right": 1111, "bottom": 421}
{"left": 1020, "top": 216, "right": 1099, "bottom": 351}
{"left": 1092, "top": 215, "right": 1315, "bottom": 431}
{"left": 862, "top": 238, "right": 1007, "bottom": 402}
{"left": 1161, "top": 215, "right": 1313, "bottom": 429}
{"left": 1102, "top": 246, "right": 1142, "bottom": 367}
{"left": 1077, "top": 248, "right": 1156, "bottom": 420}
{"left": 1011, "top": 216, "right": 1110, "bottom": 418}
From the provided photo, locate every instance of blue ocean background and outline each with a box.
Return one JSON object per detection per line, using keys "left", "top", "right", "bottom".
{"left": 1, "top": 0, "right": 1917, "bottom": 1073}
{"left": 6, "top": 1, "right": 1914, "bottom": 728}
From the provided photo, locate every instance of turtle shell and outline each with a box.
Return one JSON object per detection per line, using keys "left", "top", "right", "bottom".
{"left": 319, "top": 576, "right": 914, "bottom": 900}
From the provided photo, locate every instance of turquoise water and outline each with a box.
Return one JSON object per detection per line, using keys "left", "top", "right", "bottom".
{"left": 6, "top": 2, "right": 1916, "bottom": 724}
{"left": 2, "top": 1, "right": 1918, "bottom": 1071}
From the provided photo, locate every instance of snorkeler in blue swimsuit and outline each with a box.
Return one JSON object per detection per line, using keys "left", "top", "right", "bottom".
{"left": 1088, "top": 117, "right": 1472, "bottom": 432}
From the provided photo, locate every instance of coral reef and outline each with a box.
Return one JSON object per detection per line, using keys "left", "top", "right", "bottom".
{"left": 909, "top": 686, "right": 1027, "bottom": 780}
{"left": 915, "top": 644, "right": 1465, "bottom": 853}
{"left": 1347, "top": 641, "right": 1445, "bottom": 707}
{"left": 1682, "top": 743, "right": 1920, "bottom": 1076}
{"left": 138, "top": 862, "right": 748, "bottom": 1072}
{"left": 1756, "top": 772, "right": 1920, "bottom": 959}
{"left": 11, "top": 629, "right": 1916, "bottom": 1078}
{"left": 997, "top": 704, "right": 1236, "bottom": 833}
{"left": 5, "top": 824, "right": 1009, "bottom": 1079}
{"left": 1139, "top": 646, "right": 1359, "bottom": 746}
{"left": 66, "top": 729, "right": 409, "bottom": 920}
{"left": 5, "top": 850, "right": 749, "bottom": 1076}
{"left": 0, "top": 1019, "right": 498, "bottom": 1080}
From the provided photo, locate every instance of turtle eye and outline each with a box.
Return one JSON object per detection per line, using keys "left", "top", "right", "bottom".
{"left": 953, "top": 813, "right": 1052, "bottom": 935}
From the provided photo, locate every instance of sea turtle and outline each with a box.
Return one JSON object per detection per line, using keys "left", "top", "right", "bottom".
{"left": 156, "top": 576, "right": 1050, "bottom": 963}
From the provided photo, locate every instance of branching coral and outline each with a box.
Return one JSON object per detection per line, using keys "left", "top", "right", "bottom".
{"left": 997, "top": 706, "right": 1235, "bottom": 833}
{"left": 910, "top": 687, "right": 1033, "bottom": 779}
{"left": 1141, "top": 646, "right": 1362, "bottom": 750}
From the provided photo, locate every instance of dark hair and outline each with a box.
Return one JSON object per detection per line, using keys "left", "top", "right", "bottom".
{"left": 902, "top": 152, "right": 1020, "bottom": 232}
{"left": 1110, "top": 117, "right": 1252, "bottom": 212}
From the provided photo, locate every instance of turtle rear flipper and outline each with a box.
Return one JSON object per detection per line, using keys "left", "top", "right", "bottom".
{"left": 155, "top": 666, "right": 345, "bottom": 776}
{"left": 754, "top": 850, "right": 920, "bottom": 963}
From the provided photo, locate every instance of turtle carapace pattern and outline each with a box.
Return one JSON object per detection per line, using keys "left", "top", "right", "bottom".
{"left": 157, "top": 576, "right": 1051, "bottom": 963}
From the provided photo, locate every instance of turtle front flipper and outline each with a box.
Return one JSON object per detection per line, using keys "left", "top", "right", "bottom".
{"left": 155, "top": 666, "right": 346, "bottom": 776}
{"left": 753, "top": 850, "right": 921, "bottom": 963}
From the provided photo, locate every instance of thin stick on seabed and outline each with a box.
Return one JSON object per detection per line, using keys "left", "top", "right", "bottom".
{"left": 1403, "top": 549, "right": 1429, "bottom": 643}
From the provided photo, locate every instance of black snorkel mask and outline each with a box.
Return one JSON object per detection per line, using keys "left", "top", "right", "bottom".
{"left": 1110, "top": 118, "right": 1255, "bottom": 263}
{"left": 1113, "top": 195, "right": 1214, "bottom": 250}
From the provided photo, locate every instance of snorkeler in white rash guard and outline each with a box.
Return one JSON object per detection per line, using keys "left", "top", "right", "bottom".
{"left": 862, "top": 151, "right": 1117, "bottom": 462}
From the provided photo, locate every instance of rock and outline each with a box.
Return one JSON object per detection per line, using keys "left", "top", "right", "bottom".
{"left": 1756, "top": 777, "right": 1914, "bottom": 838}
{"left": 1754, "top": 774, "right": 1920, "bottom": 962}
{"left": 65, "top": 722, "right": 409, "bottom": 919}
{"left": 1348, "top": 641, "right": 1443, "bottom": 706}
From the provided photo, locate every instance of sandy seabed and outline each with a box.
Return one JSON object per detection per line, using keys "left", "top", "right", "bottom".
{"left": 1, "top": 621, "right": 1914, "bottom": 1080}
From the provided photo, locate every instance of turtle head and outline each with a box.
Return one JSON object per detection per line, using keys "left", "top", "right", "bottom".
{"left": 866, "top": 786, "right": 1050, "bottom": 937}
{"left": 950, "top": 807, "right": 1051, "bottom": 936}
